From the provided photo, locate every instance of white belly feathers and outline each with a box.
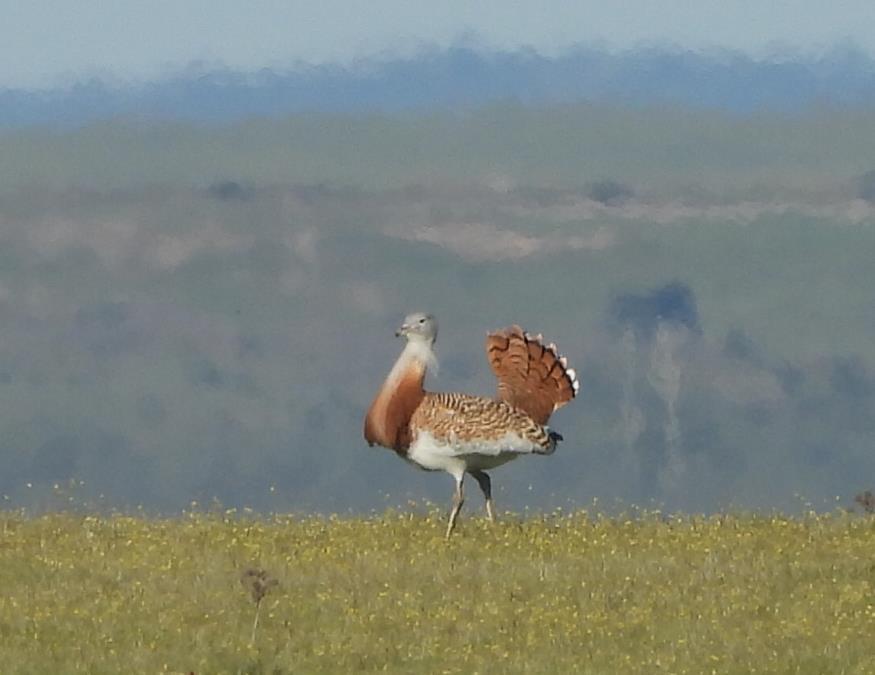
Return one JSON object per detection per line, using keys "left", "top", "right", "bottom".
{"left": 406, "top": 429, "right": 541, "bottom": 474}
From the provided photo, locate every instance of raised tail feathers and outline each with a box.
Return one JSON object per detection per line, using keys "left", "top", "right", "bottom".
{"left": 485, "top": 325, "right": 579, "bottom": 425}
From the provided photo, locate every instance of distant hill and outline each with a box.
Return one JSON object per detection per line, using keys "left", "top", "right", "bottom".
{"left": 3, "top": 43, "right": 875, "bottom": 127}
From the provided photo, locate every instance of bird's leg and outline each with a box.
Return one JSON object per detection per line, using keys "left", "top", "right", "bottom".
{"left": 445, "top": 474, "right": 465, "bottom": 539}
{"left": 470, "top": 470, "right": 496, "bottom": 523}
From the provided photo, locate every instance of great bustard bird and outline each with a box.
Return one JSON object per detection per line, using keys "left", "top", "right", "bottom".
{"left": 364, "top": 312, "right": 579, "bottom": 538}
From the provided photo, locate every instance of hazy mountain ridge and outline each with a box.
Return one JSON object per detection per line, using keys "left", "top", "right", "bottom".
{"left": 4, "top": 43, "right": 875, "bottom": 128}
{"left": 6, "top": 104, "right": 875, "bottom": 195}
{"left": 2, "top": 181, "right": 874, "bottom": 515}
{"left": 2, "top": 75, "right": 875, "bottom": 516}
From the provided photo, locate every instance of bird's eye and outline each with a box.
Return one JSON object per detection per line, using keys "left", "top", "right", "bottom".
{"left": 419, "top": 317, "right": 426, "bottom": 324}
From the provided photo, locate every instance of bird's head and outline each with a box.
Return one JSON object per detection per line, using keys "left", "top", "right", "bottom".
{"left": 396, "top": 312, "right": 438, "bottom": 345}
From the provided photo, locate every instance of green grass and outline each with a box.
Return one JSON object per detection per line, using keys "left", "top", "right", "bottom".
{"left": 1, "top": 509, "right": 873, "bottom": 673}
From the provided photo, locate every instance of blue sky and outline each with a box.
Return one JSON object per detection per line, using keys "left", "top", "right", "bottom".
{"left": 4, "top": 1, "right": 875, "bottom": 89}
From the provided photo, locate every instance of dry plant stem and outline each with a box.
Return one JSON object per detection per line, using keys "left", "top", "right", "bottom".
{"left": 240, "top": 567, "right": 277, "bottom": 643}
{"left": 251, "top": 600, "right": 261, "bottom": 643}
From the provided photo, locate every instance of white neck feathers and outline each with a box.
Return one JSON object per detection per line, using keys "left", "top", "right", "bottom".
{"left": 389, "top": 338, "right": 438, "bottom": 384}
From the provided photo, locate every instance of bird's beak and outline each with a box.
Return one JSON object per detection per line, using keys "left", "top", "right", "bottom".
{"left": 395, "top": 323, "right": 409, "bottom": 338}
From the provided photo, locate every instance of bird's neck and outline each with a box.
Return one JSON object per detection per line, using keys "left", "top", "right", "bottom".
{"left": 393, "top": 338, "right": 438, "bottom": 380}
{"left": 364, "top": 339, "right": 435, "bottom": 451}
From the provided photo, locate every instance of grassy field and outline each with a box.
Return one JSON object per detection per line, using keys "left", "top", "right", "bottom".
{"left": 1, "top": 509, "right": 873, "bottom": 673}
